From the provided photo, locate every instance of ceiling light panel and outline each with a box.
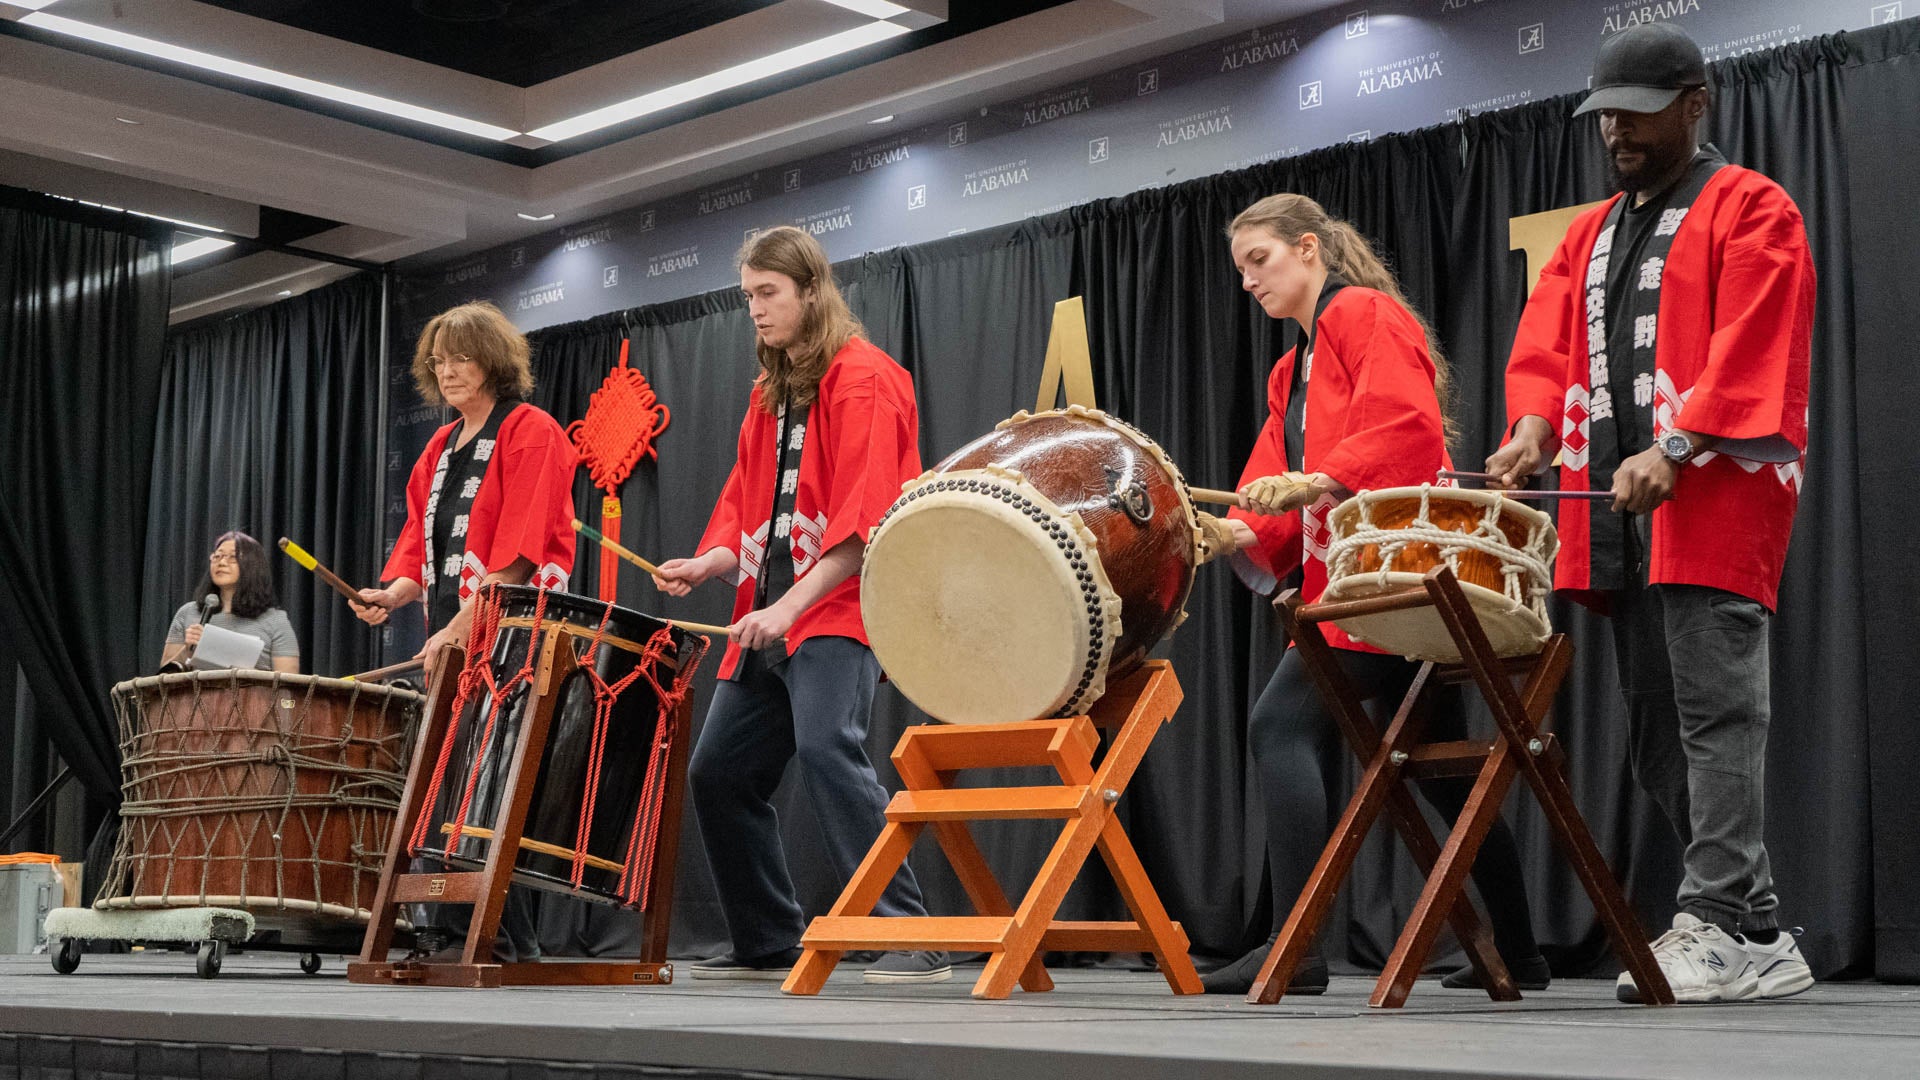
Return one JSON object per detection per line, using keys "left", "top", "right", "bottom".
{"left": 170, "top": 235, "right": 234, "bottom": 264}
{"left": 818, "top": 0, "right": 912, "bottom": 17}
{"left": 526, "top": 20, "right": 911, "bottom": 143}
{"left": 19, "top": 11, "right": 521, "bottom": 141}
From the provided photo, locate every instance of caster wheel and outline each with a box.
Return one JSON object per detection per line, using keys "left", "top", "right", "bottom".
{"left": 51, "top": 938, "right": 82, "bottom": 974}
{"left": 195, "top": 939, "right": 226, "bottom": 979}
{"left": 300, "top": 952, "right": 322, "bottom": 975}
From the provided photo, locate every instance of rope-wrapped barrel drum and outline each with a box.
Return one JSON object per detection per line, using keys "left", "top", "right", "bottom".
{"left": 1321, "top": 485, "right": 1559, "bottom": 662}
{"left": 101, "top": 670, "right": 419, "bottom": 924}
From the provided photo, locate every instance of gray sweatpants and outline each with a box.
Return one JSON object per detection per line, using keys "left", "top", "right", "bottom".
{"left": 1609, "top": 576, "right": 1780, "bottom": 935}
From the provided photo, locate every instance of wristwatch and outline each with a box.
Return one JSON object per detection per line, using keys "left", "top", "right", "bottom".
{"left": 1658, "top": 431, "right": 1696, "bottom": 465}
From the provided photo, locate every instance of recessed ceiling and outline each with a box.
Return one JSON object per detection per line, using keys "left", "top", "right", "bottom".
{"left": 0, "top": 0, "right": 1333, "bottom": 323}
{"left": 198, "top": 0, "right": 787, "bottom": 89}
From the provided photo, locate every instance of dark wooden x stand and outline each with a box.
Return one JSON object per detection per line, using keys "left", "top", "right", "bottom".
{"left": 1247, "top": 565, "right": 1672, "bottom": 1008}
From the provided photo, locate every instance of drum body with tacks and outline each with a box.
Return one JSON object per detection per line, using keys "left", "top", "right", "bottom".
{"left": 861, "top": 405, "right": 1200, "bottom": 725}
{"left": 101, "top": 670, "right": 420, "bottom": 935}
{"left": 1320, "top": 485, "right": 1558, "bottom": 661}
{"left": 414, "top": 584, "right": 698, "bottom": 908}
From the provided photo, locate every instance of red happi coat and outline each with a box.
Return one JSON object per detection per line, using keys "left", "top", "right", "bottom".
{"left": 697, "top": 337, "right": 921, "bottom": 679}
{"left": 1227, "top": 286, "right": 1453, "bottom": 652}
{"left": 1504, "top": 165, "right": 1814, "bottom": 610}
{"left": 383, "top": 403, "right": 580, "bottom": 623}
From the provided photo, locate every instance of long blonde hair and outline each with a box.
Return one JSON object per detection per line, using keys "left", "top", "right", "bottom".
{"left": 739, "top": 226, "right": 864, "bottom": 415}
{"left": 1229, "top": 194, "right": 1458, "bottom": 445}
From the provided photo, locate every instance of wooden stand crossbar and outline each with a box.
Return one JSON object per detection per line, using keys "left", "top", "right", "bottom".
{"left": 1248, "top": 565, "right": 1674, "bottom": 1008}
{"left": 783, "top": 660, "right": 1203, "bottom": 999}
{"left": 345, "top": 628, "right": 695, "bottom": 988}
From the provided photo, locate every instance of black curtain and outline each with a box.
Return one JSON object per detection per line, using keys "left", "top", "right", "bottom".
{"left": 145, "top": 273, "right": 389, "bottom": 681}
{"left": 0, "top": 191, "right": 172, "bottom": 885}
{"left": 392, "top": 20, "right": 1920, "bottom": 978}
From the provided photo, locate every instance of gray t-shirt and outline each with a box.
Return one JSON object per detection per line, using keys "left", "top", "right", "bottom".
{"left": 165, "top": 603, "right": 300, "bottom": 670}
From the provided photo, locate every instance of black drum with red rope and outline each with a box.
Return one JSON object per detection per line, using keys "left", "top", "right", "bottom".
{"left": 411, "top": 584, "right": 704, "bottom": 908}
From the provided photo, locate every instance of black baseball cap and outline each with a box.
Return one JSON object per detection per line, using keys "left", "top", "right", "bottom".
{"left": 1573, "top": 23, "right": 1707, "bottom": 117}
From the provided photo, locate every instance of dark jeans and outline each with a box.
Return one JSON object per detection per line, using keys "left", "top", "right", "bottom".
{"left": 1610, "top": 577, "right": 1778, "bottom": 935}
{"left": 1249, "top": 646, "right": 1539, "bottom": 961}
{"left": 688, "top": 635, "right": 927, "bottom": 959}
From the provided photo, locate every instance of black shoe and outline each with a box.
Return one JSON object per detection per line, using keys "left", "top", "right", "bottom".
{"left": 1440, "top": 952, "right": 1551, "bottom": 991}
{"left": 1200, "top": 936, "right": 1328, "bottom": 996}
{"left": 863, "top": 950, "right": 953, "bottom": 984}
{"left": 689, "top": 946, "right": 804, "bottom": 981}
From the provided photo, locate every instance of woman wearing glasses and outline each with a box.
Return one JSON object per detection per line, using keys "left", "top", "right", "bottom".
{"left": 160, "top": 531, "right": 300, "bottom": 672}
{"left": 350, "top": 300, "right": 577, "bottom": 965}
{"left": 351, "top": 300, "right": 578, "bottom": 663}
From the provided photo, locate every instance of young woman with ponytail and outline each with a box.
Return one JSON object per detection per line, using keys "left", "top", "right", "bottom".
{"left": 1196, "top": 194, "right": 1546, "bottom": 995}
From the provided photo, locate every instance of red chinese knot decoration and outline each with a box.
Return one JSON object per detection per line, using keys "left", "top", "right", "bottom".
{"left": 566, "top": 338, "right": 670, "bottom": 600}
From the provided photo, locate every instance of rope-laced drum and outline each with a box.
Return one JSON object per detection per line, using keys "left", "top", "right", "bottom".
{"left": 101, "top": 670, "right": 419, "bottom": 931}
{"left": 409, "top": 584, "right": 707, "bottom": 908}
{"left": 861, "top": 405, "right": 1200, "bottom": 725}
{"left": 1321, "top": 485, "right": 1559, "bottom": 662}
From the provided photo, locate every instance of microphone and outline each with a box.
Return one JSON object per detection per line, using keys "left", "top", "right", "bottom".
{"left": 159, "top": 594, "right": 219, "bottom": 674}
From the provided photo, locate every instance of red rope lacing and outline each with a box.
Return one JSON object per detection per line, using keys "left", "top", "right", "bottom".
{"left": 566, "top": 605, "right": 649, "bottom": 888}
{"left": 616, "top": 627, "right": 708, "bottom": 907}
{"left": 407, "top": 585, "right": 550, "bottom": 856}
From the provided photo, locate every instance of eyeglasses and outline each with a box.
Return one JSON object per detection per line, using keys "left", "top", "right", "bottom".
{"left": 208, "top": 551, "right": 239, "bottom": 566}
{"left": 426, "top": 353, "right": 474, "bottom": 372}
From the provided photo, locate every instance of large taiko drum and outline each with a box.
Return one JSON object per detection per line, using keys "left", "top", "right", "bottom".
{"left": 412, "top": 584, "right": 703, "bottom": 907}
{"left": 1320, "top": 485, "right": 1558, "bottom": 661}
{"left": 861, "top": 405, "right": 1200, "bottom": 725}
{"left": 101, "top": 670, "right": 420, "bottom": 932}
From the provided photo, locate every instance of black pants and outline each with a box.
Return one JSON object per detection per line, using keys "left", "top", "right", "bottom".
{"left": 1248, "top": 646, "right": 1539, "bottom": 960}
{"left": 687, "top": 636, "right": 928, "bottom": 959}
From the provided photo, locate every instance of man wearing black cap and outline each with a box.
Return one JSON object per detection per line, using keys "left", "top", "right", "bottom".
{"left": 1485, "top": 23, "right": 1815, "bottom": 1003}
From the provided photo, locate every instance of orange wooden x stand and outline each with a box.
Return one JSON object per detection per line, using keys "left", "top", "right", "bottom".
{"left": 1247, "top": 566, "right": 1672, "bottom": 1008}
{"left": 783, "top": 660, "right": 1203, "bottom": 999}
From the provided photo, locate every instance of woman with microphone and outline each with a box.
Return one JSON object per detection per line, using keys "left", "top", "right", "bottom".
{"left": 159, "top": 531, "right": 300, "bottom": 673}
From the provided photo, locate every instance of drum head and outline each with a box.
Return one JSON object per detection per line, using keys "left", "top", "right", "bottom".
{"left": 863, "top": 482, "right": 1111, "bottom": 725}
{"left": 1320, "top": 572, "right": 1550, "bottom": 662}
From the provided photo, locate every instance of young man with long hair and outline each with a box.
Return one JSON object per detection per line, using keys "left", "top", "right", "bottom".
{"left": 654, "top": 226, "right": 948, "bottom": 984}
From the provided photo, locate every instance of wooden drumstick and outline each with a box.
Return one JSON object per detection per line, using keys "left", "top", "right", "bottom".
{"left": 1188, "top": 487, "right": 1250, "bottom": 509}
{"left": 664, "top": 618, "right": 734, "bottom": 637}
{"left": 278, "top": 538, "right": 364, "bottom": 605}
{"left": 343, "top": 658, "right": 426, "bottom": 683}
{"left": 571, "top": 518, "right": 662, "bottom": 576}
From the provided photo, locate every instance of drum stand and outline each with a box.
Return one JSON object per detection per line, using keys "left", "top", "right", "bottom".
{"left": 782, "top": 660, "right": 1203, "bottom": 999}
{"left": 1246, "top": 565, "right": 1673, "bottom": 1007}
{"left": 346, "top": 629, "right": 692, "bottom": 988}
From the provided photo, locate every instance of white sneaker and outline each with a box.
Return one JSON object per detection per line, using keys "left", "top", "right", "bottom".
{"left": 1743, "top": 928, "right": 1814, "bottom": 999}
{"left": 1615, "top": 913, "right": 1759, "bottom": 1003}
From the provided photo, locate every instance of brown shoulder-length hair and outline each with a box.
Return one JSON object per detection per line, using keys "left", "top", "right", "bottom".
{"left": 410, "top": 300, "right": 535, "bottom": 406}
{"left": 738, "top": 226, "right": 863, "bottom": 414}
{"left": 1228, "top": 193, "right": 1459, "bottom": 446}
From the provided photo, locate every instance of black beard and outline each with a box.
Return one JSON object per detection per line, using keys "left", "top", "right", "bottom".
{"left": 1608, "top": 144, "right": 1692, "bottom": 197}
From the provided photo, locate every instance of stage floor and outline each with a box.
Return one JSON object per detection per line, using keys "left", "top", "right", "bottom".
{"left": 1, "top": 953, "right": 1915, "bottom": 1080}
